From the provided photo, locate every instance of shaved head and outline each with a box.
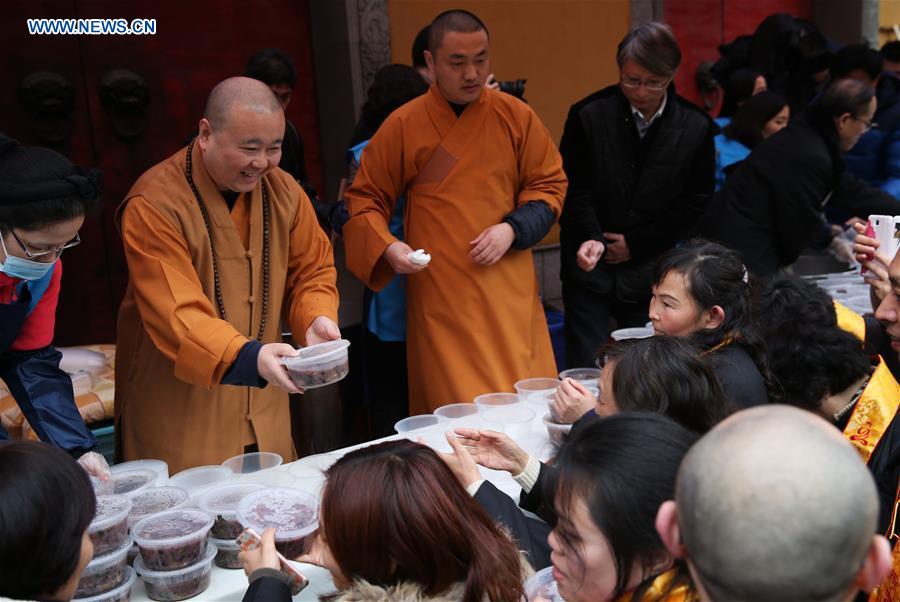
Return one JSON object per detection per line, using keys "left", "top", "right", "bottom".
{"left": 676, "top": 405, "right": 879, "bottom": 602}
{"left": 427, "top": 9, "right": 488, "bottom": 53}
{"left": 203, "top": 76, "right": 282, "bottom": 128}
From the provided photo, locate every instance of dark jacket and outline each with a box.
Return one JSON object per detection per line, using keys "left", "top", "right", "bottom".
{"left": 559, "top": 84, "right": 715, "bottom": 298}
{"left": 474, "top": 481, "right": 552, "bottom": 570}
{"left": 708, "top": 344, "right": 769, "bottom": 408}
{"left": 701, "top": 114, "right": 900, "bottom": 276}
{"left": 845, "top": 73, "right": 900, "bottom": 199}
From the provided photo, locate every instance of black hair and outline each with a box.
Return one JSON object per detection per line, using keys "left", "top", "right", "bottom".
{"left": 0, "top": 441, "right": 96, "bottom": 598}
{"left": 719, "top": 68, "right": 763, "bottom": 118}
{"left": 882, "top": 41, "right": 900, "bottom": 64}
{"left": 830, "top": 43, "right": 883, "bottom": 82}
{"left": 601, "top": 336, "right": 734, "bottom": 434}
{"left": 652, "top": 240, "right": 778, "bottom": 402}
{"left": 412, "top": 25, "right": 430, "bottom": 68}
{"left": 809, "top": 77, "right": 875, "bottom": 124}
{"left": 724, "top": 90, "right": 788, "bottom": 148}
{"left": 756, "top": 275, "right": 872, "bottom": 411}
{"left": 0, "top": 134, "right": 101, "bottom": 232}
{"left": 246, "top": 48, "right": 296, "bottom": 88}
{"left": 349, "top": 64, "right": 429, "bottom": 147}
{"left": 551, "top": 413, "right": 698, "bottom": 600}
{"left": 427, "top": 9, "right": 488, "bottom": 54}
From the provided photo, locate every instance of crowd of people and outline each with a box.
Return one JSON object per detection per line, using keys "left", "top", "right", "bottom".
{"left": 3, "top": 6, "right": 900, "bottom": 602}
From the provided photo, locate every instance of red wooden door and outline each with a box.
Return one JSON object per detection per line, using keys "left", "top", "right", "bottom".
{"left": 0, "top": 0, "right": 322, "bottom": 346}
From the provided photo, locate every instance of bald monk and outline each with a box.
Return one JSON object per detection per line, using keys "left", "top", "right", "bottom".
{"left": 656, "top": 405, "right": 891, "bottom": 602}
{"left": 116, "top": 77, "right": 340, "bottom": 472}
{"left": 344, "top": 10, "right": 567, "bottom": 412}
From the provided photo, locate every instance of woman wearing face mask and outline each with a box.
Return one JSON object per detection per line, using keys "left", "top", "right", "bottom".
{"left": 0, "top": 134, "right": 108, "bottom": 479}
{"left": 649, "top": 239, "right": 775, "bottom": 409}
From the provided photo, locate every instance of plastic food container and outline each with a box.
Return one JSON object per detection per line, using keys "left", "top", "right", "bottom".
{"left": 237, "top": 488, "right": 319, "bottom": 559}
{"left": 211, "top": 536, "right": 242, "bottom": 569}
{"left": 610, "top": 327, "right": 654, "bottom": 341}
{"left": 73, "top": 566, "right": 136, "bottom": 602}
{"left": 524, "top": 566, "right": 564, "bottom": 601}
{"left": 235, "top": 469, "right": 297, "bottom": 488}
{"left": 473, "top": 392, "right": 520, "bottom": 410}
{"left": 134, "top": 543, "right": 216, "bottom": 602}
{"left": 198, "top": 483, "right": 266, "bottom": 539}
{"left": 514, "top": 379, "right": 562, "bottom": 406}
{"left": 222, "top": 452, "right": 282, "bottom": 474}
{"left": 131, "top": 509, "right": 214, "bottom": 571}
{"left": 126, "top": 487, "right": 189, "bottom": 530}
{"left": 90, "top": 495, "right": 133, "bottom": 556}
{"left": 111, "top": 460, "right": 169, "bottom": 486}
{"left": 282, "top": 339, "right": 351, "bottom": 389}
{"left": 394, "top": 414, "right": 444, "bottom": 433}
{"left": 167, "top": 465, "right": 233, "bottom": 497}
{"left": 75, "top": 535, "right": 132, "bottom": 597}
{"left": 543, "top": 413, "right": 573, "bottom": 447}
{"left": 433, "top": 403, "right": 480, "bottom": 420}
{"left": 480, "top": 405, "right": 536, "bottom": 440}
{"left": 559, "top": 368, "right": 601, "bottom": 387}
{"left": 109, "top": 469, "right": 157, "bottom": 498}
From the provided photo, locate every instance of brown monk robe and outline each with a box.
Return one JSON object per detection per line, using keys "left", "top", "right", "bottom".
{"left": 344, "top": 12, "right": 566, "bottom": 413}
{"left": 116, "top": 78, "right": 339, "bottom": 473}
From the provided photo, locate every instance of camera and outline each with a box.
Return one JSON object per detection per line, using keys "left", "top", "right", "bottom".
{"left": 498, "top": 79, "right": 527, "bottom": 100}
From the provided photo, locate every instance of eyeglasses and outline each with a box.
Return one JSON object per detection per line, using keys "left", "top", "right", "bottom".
{"left": 620, "top": 76, "right": 669, "bottom": 91}
{"left": 854, "top": 116, "right": 878, "bottom": 132}
{"left": 8, "top": 229, "right": 81, "bottom": 260}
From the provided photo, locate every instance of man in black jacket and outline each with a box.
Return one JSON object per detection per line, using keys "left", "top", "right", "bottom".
{"left": 702, "top": 78, "right": 900, "bottom": 276}
{"left": 559, "top": 22, "right": 716, "bottom": 369}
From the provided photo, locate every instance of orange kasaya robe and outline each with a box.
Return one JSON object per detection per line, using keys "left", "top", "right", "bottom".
{"left": 344, "top": 84, "right": 567, "bottom": 414}
{"left": 115, "top": 143, "right": 339, "bottom": 473}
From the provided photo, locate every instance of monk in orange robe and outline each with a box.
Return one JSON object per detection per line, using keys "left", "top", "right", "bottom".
{"left": 344, "top": 10, "right": 567, "bottom": 414}
{"left": 115, "top": 77, "right": 340, "bottom": 473}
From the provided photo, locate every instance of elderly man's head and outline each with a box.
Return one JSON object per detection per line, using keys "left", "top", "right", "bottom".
{"left": 196, "top": 77, "right": 284, "bottom": 193}
{"left": 616, "top": 22, "right": 681, "bottom": 117}
{"left": 656, "top": 405, "right": 890, "bottom": 602}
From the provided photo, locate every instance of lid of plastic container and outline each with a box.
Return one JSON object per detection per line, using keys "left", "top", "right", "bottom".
{"left": 209, "top": 535, "right": 241, "bottom": 549}
{"left": 198, "top": 483, "right": 265, "bottom": 517}
{"left": 237, "top": 487, "right": 319, "bottom": 540}
{"left": 128, "top": 486, "right": 189, "bottom": 526}
{"left": 90, "top": 495, "right": 133, "bottom": 532}
{"left": 523, "top": 566, "right": 563, "bottom": 601}
{"left": 282, "top": 339, "right": 350, "bottom": 367}
{"left": 111, "top": 459, "right": 168, "bottom": 478}
{"left": 168, "top": 465, "right": 233, "bottom": 491}
{"left": 131, "top": 508, "right": 213, "bottom": 548}
{"left": 133, "top": 542, "right": 217, "bottom": 579}
{"left": 110, "top": 468, "right": 157, "bottom": 497}
{"left": 73, "top": 566, "right": 137, "bottom": 602}
{"left": 85, "top": 534, "right": 133, "bottom": 569}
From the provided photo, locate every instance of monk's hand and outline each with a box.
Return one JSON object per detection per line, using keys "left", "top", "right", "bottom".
{"left": 552, "top": 378, "right": 595, "bottom": 424}
{"left": 453, "top": 427, "right": 529, "bottom": 475}
{"left": 576, "top": 240, "right": 605, "bottom": 271}
{"left": 470, "top": 223, "right": 515, "bottom": 265}
{"left": 305, "top": 316, "right": 341, "bottom": 346}
{"left": 258, "top": 343, "right": 302, "bottom": 393}
{"left": 383, "top": 241, "right": 428, "bottom": 274}
{"left": 604, "top": 233, "right": 631, "bottom": 264}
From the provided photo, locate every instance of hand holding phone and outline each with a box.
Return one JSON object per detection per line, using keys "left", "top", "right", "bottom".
{"left": 237, "top": 528, "right": 309, "bottom": 595}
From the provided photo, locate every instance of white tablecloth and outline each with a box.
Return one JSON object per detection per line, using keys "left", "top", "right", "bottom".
{"left": 128, "top": 406, "right": 555, "bottom": 601}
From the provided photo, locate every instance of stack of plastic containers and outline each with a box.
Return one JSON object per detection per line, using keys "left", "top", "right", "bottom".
{"left": 198, "top": 484, "right": 265, "bottom": 569}
{"left": 73, "top": 495, "right": 134, "bottom": 602}
{"left": 237, "top": 488, "right": 319, "bottom": 559}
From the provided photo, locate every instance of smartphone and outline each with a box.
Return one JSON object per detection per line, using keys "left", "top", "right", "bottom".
{"left": 236, "top": 528, "right": 309, "bottom": 595}
{"left": 869, "top": 215, "right": 900, "bottom": 260}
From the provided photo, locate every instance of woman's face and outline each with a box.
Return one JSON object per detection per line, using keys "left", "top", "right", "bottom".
{"left": 752, "top": 75, "right": 767, "bottom": 95}
{"left": 0, "top": 215, "right": 83, "bottom": 264}
{"left": 649, "top": 271, "right": 708, "bottom": 337}
{"left": 549, "top": 495, "right": 618, "bottom": 601}
{"left": 318, "top": 514, "right": 350, "bottom": 590}
{"left": 595, "top": 361, "right": 618, "bottom": 417}
{"left": 52, "top": 529, "right": 93, "bottom": 601}
{"left": 762, "top": 105, "right": 790, "bottom": 139}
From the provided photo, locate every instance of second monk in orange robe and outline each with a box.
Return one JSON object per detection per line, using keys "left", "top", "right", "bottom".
{"left": 344, "top": 11, "right": 567, "bottom": 413}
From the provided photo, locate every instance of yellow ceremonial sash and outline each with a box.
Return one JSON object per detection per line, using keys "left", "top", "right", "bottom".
{"left": 843, "top": 360, "right": 900, "bottom": 464}
{"left": 615, "top": 568, "right": 699, "bottom": 602}
{"left": 835, "top": 300, "right": 867, "bottom": 341}
{"left": 871, "top": 482, "right": 900, "bottom": 602}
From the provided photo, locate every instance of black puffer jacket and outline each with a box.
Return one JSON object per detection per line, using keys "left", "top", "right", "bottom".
{"left": 701, "top": 113, "right": 900, "bottom": 276}
{"left": 559, "top": 84, "right": 715, "bottom": 296}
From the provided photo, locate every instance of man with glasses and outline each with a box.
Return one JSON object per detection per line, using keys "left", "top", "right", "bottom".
{"left": 702, "top": 78, "right": 900, "bottom": 276}
{"left": 559, "top": 22, "right": 715, "bottom": 369}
